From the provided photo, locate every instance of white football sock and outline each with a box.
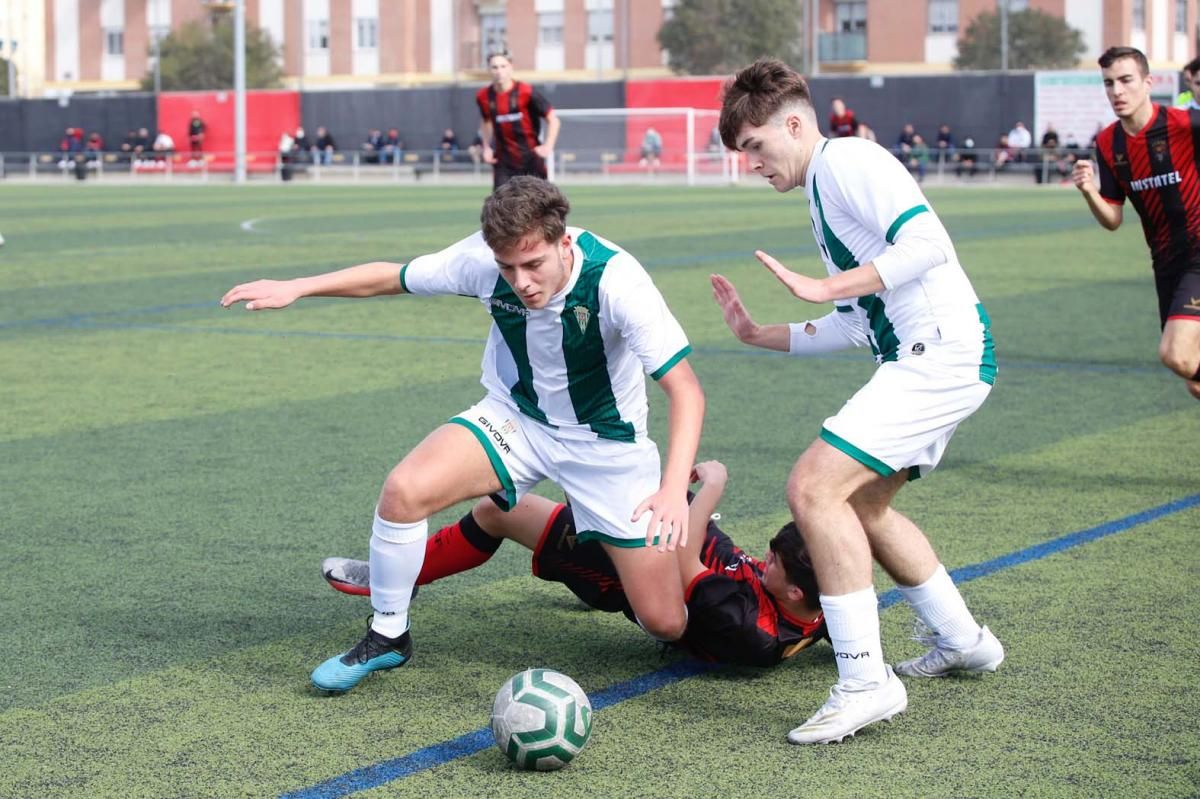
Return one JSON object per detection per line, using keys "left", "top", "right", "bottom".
{"left": 898, "top": 564, "right": 982, "bottom": 650}
{"left": 820, "top": 587, "right": 888, "bottom": 684}
{"left": 369, "top": 511, "right": 427, "bottom": 639}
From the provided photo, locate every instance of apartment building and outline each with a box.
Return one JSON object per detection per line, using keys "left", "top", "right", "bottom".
{"left": 13, "top": 0, "right": 1196, "bottom": 96}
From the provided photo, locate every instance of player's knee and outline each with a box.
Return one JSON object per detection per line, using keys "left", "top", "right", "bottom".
{"left": 377, "top": 476, "right": 433, "bottom": 524}
{"left": 471, "top": 496, "right": 507, "bottom": 530}
{"left": 787, "top": 476, "right": 829, "bottom": 521}
{"left": 635, "top": 606, "right": 687, "bottom": 642}
{"left": 1157, "top": 340, "right": 1200, "bottom": 379}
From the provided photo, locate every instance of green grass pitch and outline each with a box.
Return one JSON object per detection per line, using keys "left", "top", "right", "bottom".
{"left": 1, "top": 182, "right": 1197, "bottom": 798}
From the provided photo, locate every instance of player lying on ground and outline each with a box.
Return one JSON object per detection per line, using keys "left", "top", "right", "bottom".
{"left": 322, "top": 461, "right": 827, "bottom": 667}
{"left": 222, "top": 177, "right": 704, "bottom": 694}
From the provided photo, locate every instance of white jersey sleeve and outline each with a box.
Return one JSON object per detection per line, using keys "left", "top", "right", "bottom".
{"left": 598, "top": 251, "right": 691, "bottom": 380}
{"left": 399, "top": 230, "right": 497, "bottom": 298}
{"left": 822, "top": 140, "right": 957, "bottom": 290}
{"left": 788, "top": 307, "right": 870, "bottom": 355}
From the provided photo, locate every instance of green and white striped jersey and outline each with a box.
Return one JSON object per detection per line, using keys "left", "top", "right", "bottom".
{"left": 401, "top": 227, "right": 691, "bottom": 442}
{"left": 805, "top": 136, "right": 994, "bottom": 380}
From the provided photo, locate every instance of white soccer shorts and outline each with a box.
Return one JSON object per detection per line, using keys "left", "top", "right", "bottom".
{"left": 450, "top": 393, "right": 662, "bottom": 546}
{"left": 820, "top": 341, "right": 992, "bottom": 480}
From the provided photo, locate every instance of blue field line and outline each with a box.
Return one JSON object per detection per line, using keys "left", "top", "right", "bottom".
{"left": 280, "top": 493, "right": 1200, "bottom": 799}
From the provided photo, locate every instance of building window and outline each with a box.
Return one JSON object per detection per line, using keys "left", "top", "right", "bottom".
{"left": 538, "top": 12, "right": 564, "bottom": 46}
{"left": 149, "top": 25, "right": 169, "bottom": 44}
{"left": 307, "top": 19, "right": 329, "bottom": 50}
{"left": 588, "top": 8, "right": 614, "bottom": 45}
{"left": 929, "top": 0, "right": 957, "bottom": 33}
{"left": 1006, "top": 0, "right": 1029, "bottom": 11}
{"left": 355, "top": 17, "right": 378, "bottom": 50}
{"left": 835, "top": 1, "right": 866, "bottom": 33}
{"left": 1176, "top": 0, "right": 1188, "bottom": 33}
{"left": 104, "top": 28, "right": 124, "bottom": 56}
{"left": 481, "top": 11, "right": 507, "bottom": 66}
{"left": 1132, "top": 0, "right": 1145, "bottom": 31}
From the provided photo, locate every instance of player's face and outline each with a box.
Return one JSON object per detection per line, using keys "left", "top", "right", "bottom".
{"left": 1102, "top": 58, "right": 1153, "bottom": 120}
{"left": 493, "top": 232, "right": 574, "bottom": 310}
{"left": 735, "top": 113, "right": 806, "bottom": 193}
{"left": 761, "top": 548, "right": 794, "bottom": 603}
{"left": 489, "top": 55, "right": 514, "bottom": 88}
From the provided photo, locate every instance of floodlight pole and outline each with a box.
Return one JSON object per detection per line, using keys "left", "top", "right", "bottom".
{"left": 234, "top": 0, "right": 247, "bottom": 183}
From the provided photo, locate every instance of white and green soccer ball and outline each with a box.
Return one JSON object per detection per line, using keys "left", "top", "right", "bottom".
{"left": 491, "top": 668, "right": 592, "bottom": 771}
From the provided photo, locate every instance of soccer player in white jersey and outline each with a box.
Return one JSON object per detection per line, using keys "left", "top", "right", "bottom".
{"left": 713, "top": 59, "right": 1003, "bottom": 744}
{"left": 221, "top": 177, "right": 705, "bottom": 693}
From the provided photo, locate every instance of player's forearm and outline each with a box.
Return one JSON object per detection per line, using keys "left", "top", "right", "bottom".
{"left": 294, "top": 262, "right": 405, "bottom": 299}
{"left": 737, "top": 322, "right": 791, "bottom": 351}
{"left": 815, "top": 263, "right": 885, "bottom": 301}
{"left": 543, "top": 113, "right": 561, "bottom": 150}
{"left": 1081, "top": 189, "right": 1122, "bottom": 230}
{"left": 659, "top": 364, "right": 706, "bottom": 495}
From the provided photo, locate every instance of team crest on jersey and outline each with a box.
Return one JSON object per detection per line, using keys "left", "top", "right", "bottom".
{"left": 1152, "top": 139, "right": 1168, "bottom": 162}
{"left": 571, "top": 305, "right": 591, "bottom": 333}
{"left": 1114, "top": 152, "right": 1127, "bottom": 166}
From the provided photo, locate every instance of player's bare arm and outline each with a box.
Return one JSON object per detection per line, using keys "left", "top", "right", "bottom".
{"left": 632, "top": 360, "right": 705, "bottom": 552}
{"left": 534, "top": 112, "right": 561, "bottom": 160}
{"left": 480, "top": 120, "right": 497, "bottom": 164}
{"left": 755, "top": 250, "right": 884, "bottom": 303}
{"left": 221, "top": 262, "right": 406, "bottom": 311}
{"left": 1071, "top": 159, "right": 1123, "bottom": 231}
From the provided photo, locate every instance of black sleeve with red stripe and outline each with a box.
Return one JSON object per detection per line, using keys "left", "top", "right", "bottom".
{"left": 681, "top": 574, "right": 784, "bottom": 667}
{"left": 528, "top": 87, "right": 553, "bottom": 121}
{"left": 1094, "top": 131, "right": 1125, "bottom": 204}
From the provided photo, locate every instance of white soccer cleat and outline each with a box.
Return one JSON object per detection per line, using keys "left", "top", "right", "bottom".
{"left": 322, "top": 556, "right": 371, "bottom": 596}
{"left": 894, "top": 625, "right": 1004, "bottom": 678}
{"left": 787, "top": 665, "right": 908, "bottom": 745}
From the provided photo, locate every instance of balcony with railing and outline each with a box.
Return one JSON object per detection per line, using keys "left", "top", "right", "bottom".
{"left": 818, "top": 31, "right": 866, "bottom": 63}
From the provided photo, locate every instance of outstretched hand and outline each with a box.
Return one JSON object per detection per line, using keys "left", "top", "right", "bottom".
{"left": 220, "top": 279, "right": 302, "bottom": 311}
{"left": 631, "top": 487, "right": 690, "bottom": 552}
{"left": 755, "top": 250, "right": 828, "bottom": 304}
{"left": 710, "top": 274, "right": 759, "bottom": 342}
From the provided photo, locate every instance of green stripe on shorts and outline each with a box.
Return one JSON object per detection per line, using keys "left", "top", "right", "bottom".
{"left": 577, "top": 529, "right": 658, "bottom": 548}
{"left": 447, "top": 417, "right": 516, "bottom": 511}
{"left": 819, "top": 427, "right": 896, "bottom": 477}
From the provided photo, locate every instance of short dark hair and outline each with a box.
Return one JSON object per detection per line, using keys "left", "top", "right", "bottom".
{"left": 718, "top": 58, "right": 813, "bottom": 151}
{"left": 480, "top": 176, "right": 570, "bottom": 253}
{"left": 1185, "top": 57, "right": 1200, "bottom": 76}
{"left": 1098, "top": 46, "right": 1149, "bottom": 77}
{"left": 487, "top": 49, "right": 512, "bottom": 65}
{"left": 769, "top": 521, "right": 820, "bottom": 611}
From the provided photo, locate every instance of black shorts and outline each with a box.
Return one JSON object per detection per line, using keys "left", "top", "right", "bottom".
{"left": 1155, "top": 267, "right": 1200, "bottom": 328}
{"left": 493, "top": 155, "right": 548, "bottom": 189}
{"left": 531, "top": 504, "right": 632, "bottom": 616}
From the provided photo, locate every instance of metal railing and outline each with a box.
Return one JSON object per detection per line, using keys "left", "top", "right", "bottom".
{"left": 0, "top": 146, "right": 1091, "bottom": 187}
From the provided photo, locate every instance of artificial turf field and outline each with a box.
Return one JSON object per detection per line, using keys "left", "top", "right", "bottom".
{"left": 1, "top": 182, "right": 1197, "bottom": 799}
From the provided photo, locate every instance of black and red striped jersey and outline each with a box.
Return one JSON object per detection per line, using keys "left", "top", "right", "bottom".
{"left": 1094, "top": 104, "right": 1200, "bottom": 274}
{"left": 677, "top": 520, "right": 827, "bottom": 668}
{"left": 476, "top": 81, "right": 553, "bottom": 169}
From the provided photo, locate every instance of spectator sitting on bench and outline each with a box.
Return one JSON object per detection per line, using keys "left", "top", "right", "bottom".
{"left": 362, "top": 129, "right": 384, "bottom": 164}
{"left": 381, "top": 128, "right": 403, "bottom": 165}
{"left": 955, "top": 137, "right": 979, "bottom": 178}
{"left": 313, "top": 126, "right": 336, "bottom": 165}
{"left": 440, "top": 128, "right": 459, "bottom": 162}
{"left": 152, "top": 130, "right": 175, "bottom": 165}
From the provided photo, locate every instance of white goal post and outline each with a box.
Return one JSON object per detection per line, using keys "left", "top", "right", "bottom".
{"left": 548, "top": 107, "right": 737, "bottom": 185}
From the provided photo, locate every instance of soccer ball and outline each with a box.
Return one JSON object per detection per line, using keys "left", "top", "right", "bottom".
{"left": 491, "top": 668, "right": 592, "bottom": 771}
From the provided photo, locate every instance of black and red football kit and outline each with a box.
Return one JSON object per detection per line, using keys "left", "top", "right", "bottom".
{"left": 1094, "top": 104, "right": 1200, "bottom": 326}
{"left": 531, "top": 504, "right": 827, "bottom": 667}
{"left": 476, "top": 80, "right": 553, "bottom": 189}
